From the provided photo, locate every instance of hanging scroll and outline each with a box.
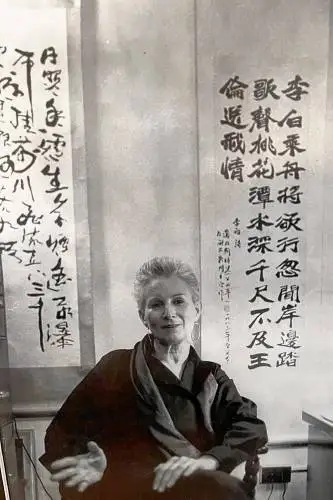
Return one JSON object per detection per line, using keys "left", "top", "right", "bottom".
{"left": 0, "top": 8, "right": 83, "bottom": 368}
{"left": 198, "top": 51, "right": 328, "bottom": 436}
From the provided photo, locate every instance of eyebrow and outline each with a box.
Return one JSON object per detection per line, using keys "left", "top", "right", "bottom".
{"left": 147, "top": 293, "right": 186, "bottom": 300}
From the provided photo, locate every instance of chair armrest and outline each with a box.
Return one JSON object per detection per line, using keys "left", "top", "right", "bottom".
{"left": 242, "top": 447, "right": 268, "bottom": 498}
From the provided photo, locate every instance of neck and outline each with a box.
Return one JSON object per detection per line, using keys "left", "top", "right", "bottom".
{"left": 153, "top": 338, "right": 191, "bottom": 365}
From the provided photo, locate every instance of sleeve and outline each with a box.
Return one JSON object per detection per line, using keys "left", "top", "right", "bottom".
{"left": 203, "top": 365, "right": 268, "bottom": 473}
{"left": 39, "top": 353, "right": 117, "bottom": 471}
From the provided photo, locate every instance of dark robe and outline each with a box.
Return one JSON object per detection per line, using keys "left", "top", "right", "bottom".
{"left": 39, "top": 342, "right": 267, "bottom": 500}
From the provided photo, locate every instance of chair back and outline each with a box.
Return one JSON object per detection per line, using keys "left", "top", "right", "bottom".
{"left": 242, "top": 446, "right": 268, "bottom": 498}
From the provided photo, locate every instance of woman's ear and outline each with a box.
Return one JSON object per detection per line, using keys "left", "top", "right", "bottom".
{"left": 194, "top": 301, "right": 201, "bottom": 321}
{"left": 139, "top": 310, "right": 147, "bottom": 328}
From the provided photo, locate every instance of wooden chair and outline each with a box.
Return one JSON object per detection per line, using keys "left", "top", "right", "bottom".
{"left": 242, "top": 446, "right": 268, "bottom": 498}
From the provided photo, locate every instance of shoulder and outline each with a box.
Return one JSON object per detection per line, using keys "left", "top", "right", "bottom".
{"left": 198, "top": 357, "right": 231, "bottom": 383}
{"left": 67, "top": 349, "right": 133, "bottom": 393}
{"left": 50, "top": 349, "right": 135, "bottom": 424}
{"left": 92, "top": 348, "right": 133, "bottom": 379}
{"left": 98, "top": 348, "right": 133, "bottom": 365}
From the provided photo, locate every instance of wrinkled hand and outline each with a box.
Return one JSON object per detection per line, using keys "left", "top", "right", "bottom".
{"left": 50, "top": 441, "right": 107, "bottom": 493}
{"left": 153, "top": 455, "right": 219, "bottom": 493}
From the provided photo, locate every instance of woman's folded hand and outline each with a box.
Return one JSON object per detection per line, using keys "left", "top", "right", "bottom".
{"left": 50, "top": 441, "right": 107, "bottom": 493}
{"left": 153, "top": 455, "right": 219, "bottom": 493}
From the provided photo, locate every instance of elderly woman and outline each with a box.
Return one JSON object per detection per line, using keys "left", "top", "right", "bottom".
{"left": 40, "top": 257, "right": 267, "bottom": 500}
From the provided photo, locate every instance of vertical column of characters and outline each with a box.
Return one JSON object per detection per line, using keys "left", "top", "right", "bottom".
{"left": 244, "top": 76, "right": 285, "bottom": 370}
{"left": 273, "top": 76, "right": 309, "bottom": 368}
{"left": 36, "top": 46, "right": 73, "bottom": 351}
{"left": 216, "top": 76, "right": 251, "bottom": 364}
{"left": 216, "top": 229, "right": 231, "bottom": 363}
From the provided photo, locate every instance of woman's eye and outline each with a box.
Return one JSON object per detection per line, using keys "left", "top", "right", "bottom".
{"left": 174, "top": 298, "right": 185, "bottom": 305}
{"left": 150, "top": 302, "right": 162, "bottom": 308}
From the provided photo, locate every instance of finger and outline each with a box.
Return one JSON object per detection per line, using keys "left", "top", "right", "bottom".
{"left": 64, "top": 474, "right": 84, "bottom": 488}
{"left": 156, "top": 458, "right": 186, "bottom": 492}
{"left": 87, "top": 441, "right": 101, "bottom": 455}
{"left": 153, "top": 457, "right": 177, "bottom": 487}
{"left": 87, "top": 443, "right": 107, "bottom": 470}
{"left": 165, "top": 459, "right": 194, "bottom": 489}
{"left": 77, "top": 481, "right": 89, "bottom": 493}
{"left": 51, "top": 457, "right": 78, "bottom": 470}
{"left": 153, "top": 457, "right": 179, "bottom": 491}
{"left": 51, "top": 467, "right": 77, "bottom": 482}
{"left": 182, "top": 461, "right": 200, "bottom": 477}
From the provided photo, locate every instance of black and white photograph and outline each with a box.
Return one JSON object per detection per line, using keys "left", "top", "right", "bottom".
{"left": 0, "top": 1, "right": 332, "bottom": 499}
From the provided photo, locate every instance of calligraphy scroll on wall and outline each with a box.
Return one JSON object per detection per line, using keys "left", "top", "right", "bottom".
{"left": 0, "top": 8, "right": 85, "bottom": 368}
{"left": 197, "top": 0, "right": 330, "bottom": 438}
{"left": 210, "top": 57, "right": 321, "bottom": 371}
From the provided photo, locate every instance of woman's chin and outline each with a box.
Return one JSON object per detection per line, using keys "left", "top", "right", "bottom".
{"left": 155, "top": 331, "right": 188, "bottom": 346}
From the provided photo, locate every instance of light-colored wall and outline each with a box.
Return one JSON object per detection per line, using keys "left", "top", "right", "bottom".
{"left": 84, "top": 0, "right": 200, "bottom": 359}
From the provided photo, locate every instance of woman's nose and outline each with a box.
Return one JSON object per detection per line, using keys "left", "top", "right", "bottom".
{"left": 162, "top": 303, "right": 176, "bottom": 318}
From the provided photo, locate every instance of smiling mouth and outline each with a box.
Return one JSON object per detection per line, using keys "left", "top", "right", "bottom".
{"left": 162, "top": 324, "right": 181, "bottom": 329}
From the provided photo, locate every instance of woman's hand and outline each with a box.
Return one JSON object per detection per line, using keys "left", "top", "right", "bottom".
{"left": 153, "top": 455, "right": 219, "bottom": 493}
{"left": 50, "top": 441, "right": 107, "bottom": 493}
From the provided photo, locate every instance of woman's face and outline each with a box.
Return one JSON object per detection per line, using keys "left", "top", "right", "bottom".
{"left": 140, "top": 275, "right": 200, "bottom": 346}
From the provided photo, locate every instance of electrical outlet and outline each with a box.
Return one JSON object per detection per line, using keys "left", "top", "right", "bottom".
{"left": 260, "top": 466, "right": 291, "bottom": 484}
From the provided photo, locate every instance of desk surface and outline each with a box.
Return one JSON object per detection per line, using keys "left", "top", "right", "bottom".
{"left": 302, "top": 409, "right": 333, "bottom": 437}
{"left": 303, "top": 409, "right": 333, "bottom": 500}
